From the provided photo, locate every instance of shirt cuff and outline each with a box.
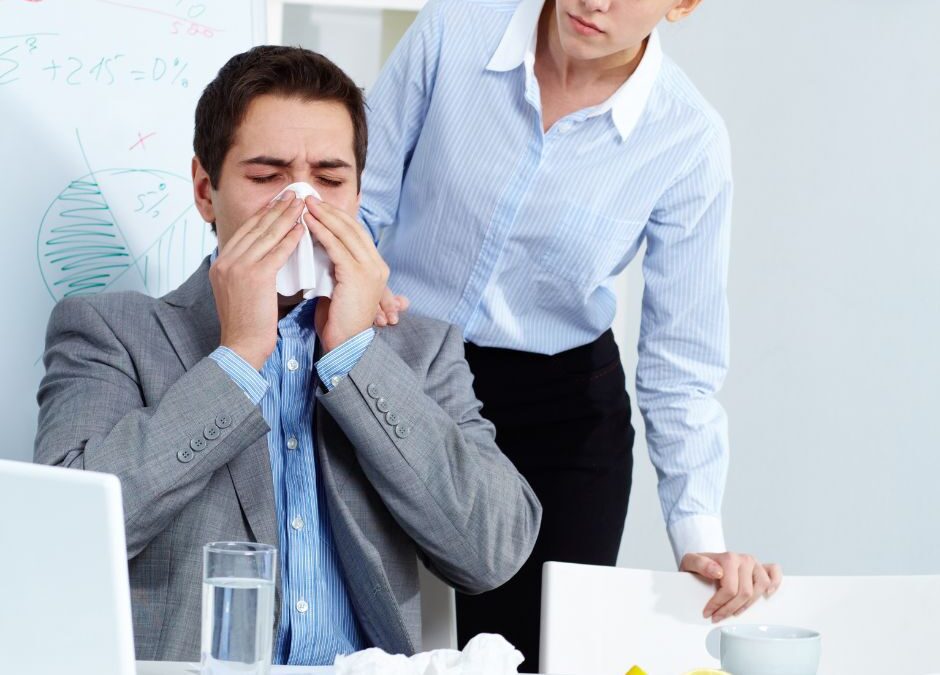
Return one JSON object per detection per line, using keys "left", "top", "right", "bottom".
{"left": 209, "top": 347, "right": 269, "bottom": 405}
{"left": 316, "top": 328, "right": 375, "bottom": 391}
{"left": 668, "top": 515, "right": 727, "bottom": 568}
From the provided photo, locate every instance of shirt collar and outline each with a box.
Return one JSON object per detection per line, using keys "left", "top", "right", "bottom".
{"left": 278, "top": 296, "right": 317, "bottom": 336}
{"left": 485, "top": 0, "right": 663, "bottom": 141}
{"left": 485, "top": 0, "right": 545, "bottom": 73}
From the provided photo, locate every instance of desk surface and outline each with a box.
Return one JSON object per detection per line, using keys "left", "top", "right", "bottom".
{"left": 137, "top": 663, "right": 334, "bottom": 674}
{"left": 135, "top": 662, "right": 566, "bottom": 675}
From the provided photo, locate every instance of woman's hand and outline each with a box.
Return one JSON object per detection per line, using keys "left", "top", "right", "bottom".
{"left": 681, "top": 551, "right": 783, "bottom": 623}
{"left": 374, "top": 286, "right": 410, "bottom": 327}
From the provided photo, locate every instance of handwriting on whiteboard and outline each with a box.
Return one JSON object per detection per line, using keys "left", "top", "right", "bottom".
{"left": 0, "top": 37, "right": 195, "bottom": 88}
{"left": 0, "top": 0, "right": 229, "bottom": 86}
{"left": 35, "top": 130, "right": 214, "bottom": 302}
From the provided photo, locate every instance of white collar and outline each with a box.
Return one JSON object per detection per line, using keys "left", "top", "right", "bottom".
{"left": 485, "top": 0, "right": 663, "bottom": 141}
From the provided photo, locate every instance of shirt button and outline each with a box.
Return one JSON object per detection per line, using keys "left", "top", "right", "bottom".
{"left": 287, "top": 358, "right": 299, "bottom": 372}
{"left": 330, "top": 375, "right": 341, "bottom": 388}
{"left": 286, "top": 437, "right": 298, "bottom": 450}
{"left": 296, "top": 599, "right": 309, "bottom": 613}
{"left": 291, "top": 516, "right": 304, "bottom": 531}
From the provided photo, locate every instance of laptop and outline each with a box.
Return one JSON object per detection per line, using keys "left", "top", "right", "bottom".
{"left": 0, "top": 459, "right": 136, "bottom": 675}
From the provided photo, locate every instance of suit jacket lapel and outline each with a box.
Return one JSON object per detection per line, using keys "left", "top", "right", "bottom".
{"left": 154, "top": 257, "right": 279, "bottom": 551}
{"left": 154, "top": 257, "right": 220, "bottom": 371}
{"left": 316, "top": 396, "right": 414, "bottom": 655}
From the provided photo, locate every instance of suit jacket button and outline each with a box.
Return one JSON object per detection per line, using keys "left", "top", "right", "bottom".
{"left": 204, "top": 424, "right": 221, "bottom": 441}
{"left": 215, "top": 414, "right": 232, "bottom": 429}
{"left": 177, "top": 448, "right": 194, "bottom": 463}
{"left": 385, "top": 411, "right": 400, "bottom": 426}
{"left": 376, "top": 397, "right": 390, "bottom": 413}
{"left": 190, "top": 437, "right": 207, "bottom": 452}
{"left": 367, "top": 383, "right": 380, "bottom": 399}
{"left": 394, "top": 424, "right": 411, "bottom": 439}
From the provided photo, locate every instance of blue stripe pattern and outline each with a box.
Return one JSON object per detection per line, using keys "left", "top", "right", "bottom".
{"left": 314, "top": 328, "right": 376, "bottom": 392}
{"left": 209, "top": 290, "right": 372, "bottom": 663}
{"left": 360, "top": 0, "right": 732, "bottom": 559}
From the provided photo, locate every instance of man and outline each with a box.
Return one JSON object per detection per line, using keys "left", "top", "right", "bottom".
{"left": 34, "top": 46, "right": 541, "bottom": 665}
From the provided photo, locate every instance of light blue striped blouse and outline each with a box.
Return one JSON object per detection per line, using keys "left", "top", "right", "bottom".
{"left": 209, "top": 285, "right": 372, "bottom": 664}
{"left": 361, "top": 0, "right": 732, "bottom": 562}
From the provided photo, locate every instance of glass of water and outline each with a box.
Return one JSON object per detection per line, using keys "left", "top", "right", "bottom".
{"left": 202, "top": 542, "right": 277, "bottom": 675}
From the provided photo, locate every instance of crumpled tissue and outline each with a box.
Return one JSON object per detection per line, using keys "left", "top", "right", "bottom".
{"left": 334, "top": 633, "right": 524, "bottom": 675}
{"left": 273, "top": 181, "right": 334, "bottom": 299}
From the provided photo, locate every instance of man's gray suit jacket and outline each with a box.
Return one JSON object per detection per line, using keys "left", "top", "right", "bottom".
{"left": 34, "top": 258, "right": 541, "bottom": 661}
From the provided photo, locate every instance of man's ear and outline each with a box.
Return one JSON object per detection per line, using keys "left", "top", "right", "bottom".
{"left": 665, "top": 0, "right": 702, "bottom": 23}
{"left": 192, "top": 156, "right": 216, "bottom": 225}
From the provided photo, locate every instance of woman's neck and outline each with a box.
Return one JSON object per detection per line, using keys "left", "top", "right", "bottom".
{"left": 536, "top": 1, "right": 646, "bottom": 93}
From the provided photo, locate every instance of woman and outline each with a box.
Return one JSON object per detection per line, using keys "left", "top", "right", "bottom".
{"left": 362, "top": 0, "right": 782, "bottom": 669}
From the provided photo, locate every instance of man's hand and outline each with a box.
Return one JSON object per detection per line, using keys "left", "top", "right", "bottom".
{"left": 304, "top": 197, "right": 388, "bottom": 353}
{"left": 681, "top": 552, "right": 783, "bottom": 623}
{"left": 375, "top": 286, "right": 410, "bottom": 327}
{"left": 210, "top": 193, "right": 306, "bottom": 370}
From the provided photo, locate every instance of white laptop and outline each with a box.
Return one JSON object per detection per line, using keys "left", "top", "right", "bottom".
{"left": 0, "top": 459, "right": 136, "bottom": 675}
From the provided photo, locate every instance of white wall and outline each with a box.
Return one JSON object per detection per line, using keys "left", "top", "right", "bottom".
{"left": 281, "top": 4, "right": 384, "bottom": 87}
{"left": 615, "top": 0, "right": 940, "bottom": 575}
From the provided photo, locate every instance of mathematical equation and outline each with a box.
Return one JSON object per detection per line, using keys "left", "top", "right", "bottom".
{"left": 0, "top": 34, "right": 192, "bottom": 88}
{"left": 100, "top": 0, "right": 222, "bottom": 39}
{"left": 0, "top": 0, "right": 224, "bottom": 87}
{"left": 135, "top": 180, "right": 170, "bottom": 218}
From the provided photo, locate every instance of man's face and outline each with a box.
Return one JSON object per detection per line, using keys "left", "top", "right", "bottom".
{"left": 193, "top": 93, "right": 360, "bottom": 251}
{"left": 553, "top": 0, "right": 697, "bottom": 61}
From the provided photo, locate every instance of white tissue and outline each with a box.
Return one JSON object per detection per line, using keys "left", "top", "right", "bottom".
{"left": 273, "top": 182, "right": 334, "bottom": 299}
{"left": 333, "top": 634, "right": 524, "bottom": 675}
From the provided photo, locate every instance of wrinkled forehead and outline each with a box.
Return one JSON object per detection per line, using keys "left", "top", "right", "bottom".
{"left": 229, "top": 94, "right": 356, "bottom": 166}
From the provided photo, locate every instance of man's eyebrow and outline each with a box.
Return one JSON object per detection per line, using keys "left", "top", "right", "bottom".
{"left": 237, "top": 156, "right": 352, "bottom": 170}
{"left": 311, "top": 158, "right": 353, "bottom": 170}
{"left": 238, "top": 155, "right": 292, "bottom": 168}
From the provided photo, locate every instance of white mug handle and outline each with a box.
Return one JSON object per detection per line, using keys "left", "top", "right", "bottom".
{"left": 706, "top": 627, "right": 723, "bottom": 660}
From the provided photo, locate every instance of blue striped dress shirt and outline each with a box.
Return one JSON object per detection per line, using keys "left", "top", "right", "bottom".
{"left": 207, "top": 258, "right": 371, "bottom": 663}
{"left": 361, "top": 0, "right": 732, "bottom": 562}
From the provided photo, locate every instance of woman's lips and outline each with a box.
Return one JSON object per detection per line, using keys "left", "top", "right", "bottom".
{"left": 567, "top": 13, "right": 604, "bottom": 36}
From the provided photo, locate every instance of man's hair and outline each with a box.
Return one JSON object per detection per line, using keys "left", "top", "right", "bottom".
{"left": 194, "top": 45, "right": 367, "bottom": 192}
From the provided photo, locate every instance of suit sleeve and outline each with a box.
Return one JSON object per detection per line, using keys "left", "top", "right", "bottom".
{"left": 316, "top": 324, "right": 542, "bottom": 594}
{"left": 34, "top": 297, "right": 270, "bottom": 558}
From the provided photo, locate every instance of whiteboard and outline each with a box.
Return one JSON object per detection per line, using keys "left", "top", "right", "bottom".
{"left": 0, "top": 0, "right": 265, "bottom": 462}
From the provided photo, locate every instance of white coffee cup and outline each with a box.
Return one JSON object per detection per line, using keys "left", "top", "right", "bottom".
{"left": 706, "top": 624, "right": 821, "bottom": 675}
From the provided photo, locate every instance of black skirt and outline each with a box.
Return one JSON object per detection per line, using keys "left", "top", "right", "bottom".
{"left": 456, "top": 329, "right": 635, "bottom": 672}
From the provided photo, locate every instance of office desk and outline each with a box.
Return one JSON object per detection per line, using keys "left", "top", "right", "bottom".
{"left": 136, "top": 662, "right": 565, "bottom": 674}
{"left": 137, "top": 663, "right": 334, "bottom": 674}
